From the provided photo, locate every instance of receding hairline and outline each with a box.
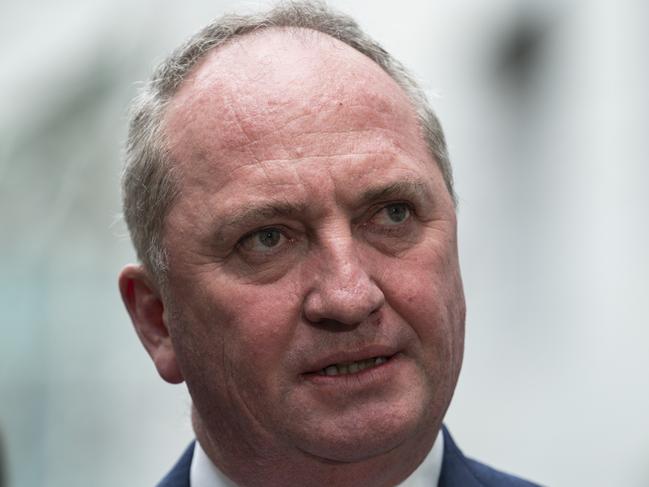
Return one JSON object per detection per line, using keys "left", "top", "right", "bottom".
{"left": 161, "top": 25, "right": 414, "bottom": 122}
{"left": 175, "top": 25, "right": 364, "bottom": 79}
{"left": 160, "top": 25, "right": 422, "bottom": 159}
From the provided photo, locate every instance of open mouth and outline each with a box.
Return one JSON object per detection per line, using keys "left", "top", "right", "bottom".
{"left": 317, "top": 355, "right": 390, "bottom": 376}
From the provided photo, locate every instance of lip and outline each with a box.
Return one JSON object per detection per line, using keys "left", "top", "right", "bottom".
{"left": 302, "top": 352, "right": 404, "bottom": 389}
{"left": 302, "top": 344, "right": 400, "bottom": 375}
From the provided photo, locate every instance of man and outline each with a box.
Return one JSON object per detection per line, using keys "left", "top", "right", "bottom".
{"left": 118, "top": 2, "right": 540, "bottom": 486}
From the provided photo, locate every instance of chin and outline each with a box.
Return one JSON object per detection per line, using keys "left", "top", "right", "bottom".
{"left": 291, "top": 401, "right": 435, "bottom": 463}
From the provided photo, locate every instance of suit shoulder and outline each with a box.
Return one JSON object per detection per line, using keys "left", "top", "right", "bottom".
{"left": 440, "top": 426, "right": 542, "bottom": 487}
{"left": 463, "top": 455, "right": 542, "bottom": 487}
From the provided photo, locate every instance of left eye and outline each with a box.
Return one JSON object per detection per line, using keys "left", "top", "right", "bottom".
{"left": 373, "top": 203, "right": 411, "bottom": 225}
{"left": 239, "top": 227, "right": 286, "bottom": 252}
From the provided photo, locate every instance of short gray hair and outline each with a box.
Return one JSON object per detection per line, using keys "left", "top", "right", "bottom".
{"left": 122, "top": 0, "right": 454, "bottom": 279}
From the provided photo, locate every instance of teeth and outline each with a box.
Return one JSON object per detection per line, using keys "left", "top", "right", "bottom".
{"left": 319, "top": 356, "right": 389, "bottom": 376}
{"left": 324, "top": 365, "right": 339, "bottom": 376}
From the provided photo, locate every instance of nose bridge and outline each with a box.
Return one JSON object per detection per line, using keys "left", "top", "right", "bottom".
{"left": 303, "top": 228, "right": 385, "bottom": 325}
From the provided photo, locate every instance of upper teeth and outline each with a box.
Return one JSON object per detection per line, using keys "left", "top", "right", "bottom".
{"left": 320, "top": 356, "right": 388, "bottom": 376}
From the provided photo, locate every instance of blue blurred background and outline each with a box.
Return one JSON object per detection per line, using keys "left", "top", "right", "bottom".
{"left": 1, "top": 1, "right": 648, "bottom": 485}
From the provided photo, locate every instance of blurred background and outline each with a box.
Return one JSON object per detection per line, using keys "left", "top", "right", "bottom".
{"left": 1, "top": 0, "right": 648, "bottom": 485}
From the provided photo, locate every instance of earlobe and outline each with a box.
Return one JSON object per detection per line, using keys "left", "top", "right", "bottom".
{"left": 118, "top": 264, "right": 184, "bottom": 384}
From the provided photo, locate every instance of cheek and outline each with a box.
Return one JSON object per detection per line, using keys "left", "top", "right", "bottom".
{"left": 204, "top": 279, "right": 304, "bottom": 378}
{"left": 382, "top": 245, "right": 465, "bottom": 364}
{"left": 168, "top": 276, "right": 306, "bottom": 412}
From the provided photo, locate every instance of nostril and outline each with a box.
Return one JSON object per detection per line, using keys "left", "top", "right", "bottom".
{"left": 302, "top": 286, "right": 384, "bottom": 329}
{"left": 304, "top": 317, "right": 363, "bottom": 332}
{"left": 304, "top": 311, "right": 380, "bottom": 330}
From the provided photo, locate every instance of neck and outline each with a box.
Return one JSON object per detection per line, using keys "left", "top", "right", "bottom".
{"left": 192, "top": 407, "right": 439, "bottom": 487}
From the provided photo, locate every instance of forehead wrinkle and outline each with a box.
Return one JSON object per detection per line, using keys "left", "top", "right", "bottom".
{"left": 213, "top": 98, "right": 403, "bottom": 160}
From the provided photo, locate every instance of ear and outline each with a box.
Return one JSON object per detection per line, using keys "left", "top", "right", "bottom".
{"left": 118, "top": 264, "right": 184, "bottom": 384}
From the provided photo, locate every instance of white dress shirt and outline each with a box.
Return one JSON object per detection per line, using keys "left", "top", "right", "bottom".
{"left": 190, "top": 430, "right": 444, "bottom": 487}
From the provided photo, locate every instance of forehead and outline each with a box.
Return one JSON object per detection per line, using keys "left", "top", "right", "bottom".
{"left": 162, "top": 28, "right": 429, "bottom": 177}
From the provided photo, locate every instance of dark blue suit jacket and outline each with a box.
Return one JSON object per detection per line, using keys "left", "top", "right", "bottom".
{"left": 157, "top": 427, "right": 541, "bottom": 486}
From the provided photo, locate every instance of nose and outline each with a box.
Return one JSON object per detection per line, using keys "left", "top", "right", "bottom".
{"left": 302, "top": 236, "right": 385, "bottom": 326}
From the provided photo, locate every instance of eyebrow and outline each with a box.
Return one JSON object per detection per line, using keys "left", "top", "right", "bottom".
{"left": 212, "top": 200, "right": 308, "bottom": 241}
{"left": 356, "top": 180, "right": 433, "bottom": 207}
{"left": 210, "top": 179, "right": 433, "bottom": 242}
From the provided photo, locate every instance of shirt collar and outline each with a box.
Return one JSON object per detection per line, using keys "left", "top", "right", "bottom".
{"left": 190, "top": 429, "right": 444, "bottom": 487}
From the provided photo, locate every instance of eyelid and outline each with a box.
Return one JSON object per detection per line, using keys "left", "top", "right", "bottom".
{"left": 360, "top": 202, "right": 415, "bottom": 237}
{"left": 370, "top": 201, "right": 415, "bottom": 219}
{"left": 236, "top": 225, "right": 295, "bottom": 259}
{"left": 240, "top": 226, "right": 279, "bottom": 245}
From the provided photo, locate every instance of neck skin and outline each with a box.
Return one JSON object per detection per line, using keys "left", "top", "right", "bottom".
{"left": 192, "top": 406, "right": 440, "bottom": 487}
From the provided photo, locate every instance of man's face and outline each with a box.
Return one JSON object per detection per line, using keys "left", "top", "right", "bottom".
{"left": 160, "top": 30, "right": 465, "bottom": 463}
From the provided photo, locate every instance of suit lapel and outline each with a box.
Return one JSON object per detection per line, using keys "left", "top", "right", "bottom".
{"left": 157, "top": 442, "right": 194, "bottom": 487}
{"left": 438, "top": 426, "right": 484, "bottom": 487}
